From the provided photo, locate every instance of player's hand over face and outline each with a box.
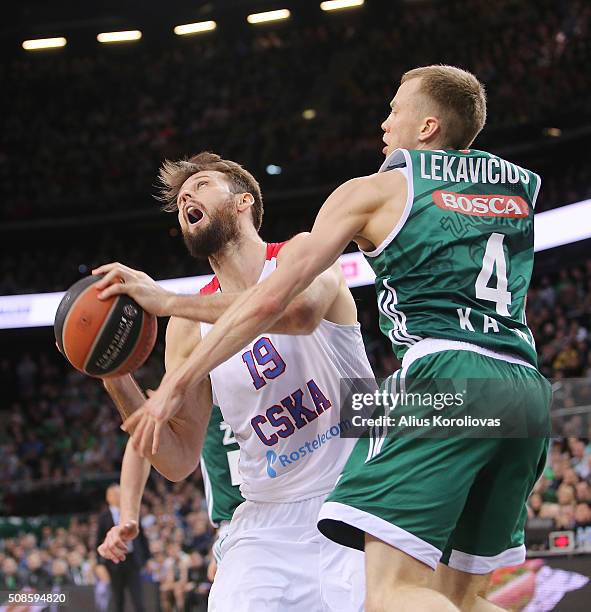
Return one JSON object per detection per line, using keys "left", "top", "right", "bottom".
{"left": 92, "top": 262, "right": 174, "bottom": 317}
{"left": 97, "top": 521, "right": 139, "bottom": 564}
{"left": 121, "top": 372, "right": 184, "bottom": 456}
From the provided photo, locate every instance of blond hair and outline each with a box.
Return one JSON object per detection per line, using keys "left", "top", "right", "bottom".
{"left": 157, "top": 152, "right": 263, "bottom": 231}
{"left": 401, "top": 65, "right": 487, "bottom": 149}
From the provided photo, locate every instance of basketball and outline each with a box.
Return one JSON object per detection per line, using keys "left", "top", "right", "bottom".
{"left": 54, "top": 275, "right": 157, "bottom": 378}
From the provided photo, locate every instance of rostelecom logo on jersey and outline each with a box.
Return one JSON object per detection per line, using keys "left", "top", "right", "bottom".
{"left": 433, "top": 191, "right": 529, "bottom": 218}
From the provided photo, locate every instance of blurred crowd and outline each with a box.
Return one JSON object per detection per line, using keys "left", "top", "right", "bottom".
{"left": 524, "top": 261, "right": 591, "bottom": 546}
{"left": 0, "top": 344, "right": 164, "bottom": 512}
{"left": 0, "top": 473, "right": 214, "bottom": 611}
{"left": 0, "top": 338, "right": 162, "bottom": 528}
{"left": 0, "top": 519, "right": 97, "bottom": 590}
{"left": 529, "top": 261, "right": 591, "bottom": 382}
{"left": 528, "top": 438, "right": 591, "bottom": 541}
{"left": 1, "top": 0, "right": 590, "bottom": 224}
{"left": 139, "top": 478, "right": 213, "bottom": 611}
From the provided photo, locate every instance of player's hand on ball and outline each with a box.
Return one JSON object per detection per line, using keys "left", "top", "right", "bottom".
{"left": 121, "top": 373, "right": 185, "bottom": 456}
{"left": 97, "top": 521, "right": 139, "bottom": 564}
{"left": 92, "top": 262, "right": 174, "bottom": 317}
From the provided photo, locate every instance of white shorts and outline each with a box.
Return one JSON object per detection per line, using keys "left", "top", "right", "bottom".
{"left": 212, "top": 520, "right": 232, "bottom": 564}
{"left": 208, "top": 494, "right": 365, "bottom": 612}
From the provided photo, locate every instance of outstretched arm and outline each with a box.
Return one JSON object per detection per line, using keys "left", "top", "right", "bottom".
{"left": 123, "top": 174, "right": 393, "bottom": 452}
{"left": 97, "top": 440, "right": 150, "bottom": 563}
{"left": 98, "top": 321, "right": 213, "bottom": 558}
{"left": 93, "top": 234, "right": 345, "bottom": 335}
{"left": 119, "top": 440, "right": 150, "bottom": 525}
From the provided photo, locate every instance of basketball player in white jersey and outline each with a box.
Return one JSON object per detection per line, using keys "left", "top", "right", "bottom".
{"left": 95, "top": 152, "right": 373, "bottom": 610}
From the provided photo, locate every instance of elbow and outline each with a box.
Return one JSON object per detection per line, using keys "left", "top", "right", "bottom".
{"left": 171, "top": 457, "right": 200, "bottom": 482}
{"left": 166, "top": 470, "right": 190, "bottom": 483}
{"left": 291, "top": 302, "right": 322, "bottom": 335}
{"left": 260, "top": 293, "right": 284, "bottom": 321}
{"left": 159, "top": 464, "right": 196, "bottom": 483}
{"left": 160, "top": 464, "right": 183, "bottom": 482}
{"left": 153, "top": 463, "right": 179, "bottom": 482}
{"left": 154, "top": 455, "right": 199, "bottom": 483}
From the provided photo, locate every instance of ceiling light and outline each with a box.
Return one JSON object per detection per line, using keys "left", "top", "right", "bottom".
{"left": 320, "top": 0, "right": 364, "bottom": 11}
{"left": 97, "top": 30, "right": 142, "bottom": 44}
{"left": 247, "top": 9, "right": 291, "bottom": 25}
{"left": 22, "top": 37, "right": 67, "bottom": 51}
{"left": 174, "top": 21, "right": 217, "bottom": 36}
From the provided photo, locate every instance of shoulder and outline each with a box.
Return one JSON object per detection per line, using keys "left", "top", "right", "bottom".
{"left": 166, "top": 315, "right": 201, "bottom": 347}
{"left": 275, "top": 233, "right": 306, "bottom": 263}
{"left": 167, "top": 313, "right": 197, "bottom": 336}
{"left": 333, "top": 173, "right": 407, "bottom": 216}
{"left": 365, "top": 168, "right": 407, "bottom": 196}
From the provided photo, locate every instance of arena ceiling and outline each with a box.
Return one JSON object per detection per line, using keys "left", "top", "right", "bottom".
{"left": 2, "top": 0, "right": 395, "bottom": 47}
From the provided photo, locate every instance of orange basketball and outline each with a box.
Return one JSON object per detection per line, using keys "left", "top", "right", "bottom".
{"left": 54, "top": 275, "right": 157, "bottom": 378}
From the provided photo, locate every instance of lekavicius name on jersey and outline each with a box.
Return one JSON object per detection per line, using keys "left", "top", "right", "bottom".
{"left": 250, "top": 379, "right": 333, "bottom": 447}
{"left": 419, "top": 152, "right": 531, "bottom": 185}
{"left": 265, "top": 419, "right": 352, "bottom": 479}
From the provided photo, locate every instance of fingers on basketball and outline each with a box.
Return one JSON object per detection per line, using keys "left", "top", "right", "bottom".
{"left": 97, "top": 282, "right": 128, "bottom": 301}
{"left": 92, "top": 262, "right": 120, "bottom": 281}
{"left": 95, "top": 269, "right": 125, "bottom": 291}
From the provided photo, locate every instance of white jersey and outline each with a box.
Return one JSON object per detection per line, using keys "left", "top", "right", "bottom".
{"left": 200, "top": 242, "right": 375, "bottom": 503}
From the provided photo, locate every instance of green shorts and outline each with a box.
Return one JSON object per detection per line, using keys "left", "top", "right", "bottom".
{"left": 318, "top": 346, "right": 551, "bottom": 573}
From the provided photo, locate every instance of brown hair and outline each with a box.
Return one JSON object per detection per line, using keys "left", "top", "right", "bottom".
{"left": 157, "top": 152, "right": 264, "bottom": 231}
{"left": 401, "top": 65, "right": 487, "bottom": 149}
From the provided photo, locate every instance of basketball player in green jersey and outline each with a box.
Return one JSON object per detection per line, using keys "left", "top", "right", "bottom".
{"left": 200, "top": 404, "right": 243, "bottom": 573}
{"left": 108, "top": 65, "right": 550, "bottom": 611}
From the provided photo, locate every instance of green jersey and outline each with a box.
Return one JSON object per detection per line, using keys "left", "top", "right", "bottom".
{"left": 365, "top": 148, "right": 541, "bottom": 366}
{"left": 200, "top": 404, "right": 243, "bottom": 526}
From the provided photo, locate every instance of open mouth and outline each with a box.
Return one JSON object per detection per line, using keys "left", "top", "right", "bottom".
{"left": 186, "top": 207, "right": 204, "bottom": 226}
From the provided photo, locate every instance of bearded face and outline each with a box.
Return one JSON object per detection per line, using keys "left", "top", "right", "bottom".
{"left": 182, "top": 194, "right": 241, "bottom": 259}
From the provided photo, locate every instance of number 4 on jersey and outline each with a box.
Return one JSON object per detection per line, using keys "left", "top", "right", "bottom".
{"left": 475, "top": 233, "right": 511, "bottom": 316}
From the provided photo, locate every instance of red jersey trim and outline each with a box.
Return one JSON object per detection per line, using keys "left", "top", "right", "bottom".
{"left": 198, "top": 242, "right": 286, "bottom": 293}
{"left": 199, "top": 276, "right": 220, "bottom": 295}
{"left": 266, "top": 241, "right": 287, "bottom": 260}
